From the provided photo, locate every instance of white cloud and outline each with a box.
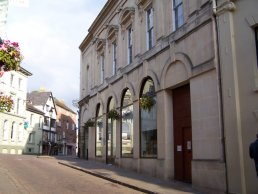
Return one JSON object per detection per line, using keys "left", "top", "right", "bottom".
{"left": 6, "top": 0, "right": 106, "bottom": 110}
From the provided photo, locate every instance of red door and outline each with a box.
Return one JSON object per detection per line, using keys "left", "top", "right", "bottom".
{"left": 173, "top": 84, "right": 192, "bottom": 183}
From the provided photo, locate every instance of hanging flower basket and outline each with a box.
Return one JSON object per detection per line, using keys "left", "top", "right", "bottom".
{"left": 122, "top": 111, "right": 133, "bottom": 120}
{"left": 139, "top": 94, "right": 155, "bottom": 112}
{"left": 84, "top": 119, "right": 95, "bottom": 128}
{"left": 0, "top": 95, "right": 13, "bottom": 112}
{"left": 0, "top": 39, "right": 23, "bottom": 72}
{"left": 107, "top": 109, "right": 120, "bottom": 120}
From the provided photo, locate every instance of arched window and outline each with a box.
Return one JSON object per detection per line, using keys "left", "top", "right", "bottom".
{"left": 3, "top": 120, "right": 9, "bottom": 140}
{"left": 107, "top": 97, "right": 116, "bottom": 162}
{"left": 140, "top": 78, "right": 157, "bottom": 158}
{"left": 121, "top": 89, "right": 134, "bottom": 157}
{"left": 95, "top": 103, "right": 103, "bottom": 157}
{"left": 11, "top": 122, "right": 16, "bottom": 141}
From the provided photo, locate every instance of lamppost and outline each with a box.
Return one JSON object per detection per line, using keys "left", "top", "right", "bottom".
{"left": 48, "top": 108, "right": 53, "bottom": 155}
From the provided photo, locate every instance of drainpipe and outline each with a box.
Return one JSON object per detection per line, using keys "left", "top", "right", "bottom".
{"left": 211, "top": 0, "right": 229, "bottom": 193}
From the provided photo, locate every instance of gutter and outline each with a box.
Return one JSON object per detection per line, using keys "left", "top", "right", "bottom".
{"left": 211, "top": 0, "right": 228, "bottom": 193}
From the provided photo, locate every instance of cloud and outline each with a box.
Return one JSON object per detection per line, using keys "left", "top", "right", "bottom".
{"left": 6, "top": 0, "right": 106, "bottom": 110}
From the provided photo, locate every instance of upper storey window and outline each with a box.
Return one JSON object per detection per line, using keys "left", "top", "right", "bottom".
{"left": 146, "top": 7, "right": 154, "bottom": 50}
{"left": 107, "top": 26, "right": 118, "bottom": 76}
{"left": 100, "top": 54, "right": 105, "bottom": 84}
{"left": 120, "top": 8, "right": 135, "bottom": 65}
{"left": 128, "top": 27, "right": 133, "bottom": 64}
{"left": 173, "top": 0, "right": 184, "bottom": 30}
{"left": 96, "top": 40, "right": 106, "bottom": 84}
{"left": 112, "top": 43, "right": 117, "bottom": 75}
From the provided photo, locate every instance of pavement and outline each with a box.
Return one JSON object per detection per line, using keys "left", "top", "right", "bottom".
{"left": 39, "top": 156, "right": 205, "bottom": 194}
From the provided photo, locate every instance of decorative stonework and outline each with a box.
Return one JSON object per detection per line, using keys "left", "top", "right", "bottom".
{"left": 106, "top": 25, "right": 119, "bottom": 44}
{"left": 119, "top": 7, "right": 135, "bottom": 30}
{"left": 215, "top": 1, "right": 236, "bottom": 15}
{"left": 95, "top": 38, "right": 106, "bottom": 53}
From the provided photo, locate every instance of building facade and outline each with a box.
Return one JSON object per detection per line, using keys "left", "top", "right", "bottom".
{"left": 27, "top": 90, "right": 57, "bottom": 155}
{"left": 79, "top": 0, "right": 258, "bottom": 193}
{"left": 54, "top": 98, "right": 77, "bottom": 156}
{"left": 24, "top": 103, "right": 44, "bottom": 155}
{"left": 0, "top": 67, "right": 32, "bottom": 154}
{"left": 215, "top": 0, "right": 258, "bottom": 193}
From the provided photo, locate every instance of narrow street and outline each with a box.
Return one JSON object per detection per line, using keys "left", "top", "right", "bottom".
{"left": 0, "top": 154, "right": 143, "bottom": 194}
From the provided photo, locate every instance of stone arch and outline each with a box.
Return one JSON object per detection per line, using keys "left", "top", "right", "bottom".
{"left": 119, "top": 81, "right": 136, "bottom": 106}
{"left": 106, "top": 90, "right": 119, "bottom": 109}
{"left": 137, "top": 73, "right": 160, "bottom": 98}
{"left": 81, "top": 106, "right": 89, "bottom": 124}
{"left": 106, "top": 25, "right": 119, "bottom": 41}
{"left": 95, "top": 94, "right": 105, "bottom": 116}
{"left": 119, "top": 7, "right": 135, "bottom": 29}
{"left": 160, "top": 52, "right": 193, "bottom": 89}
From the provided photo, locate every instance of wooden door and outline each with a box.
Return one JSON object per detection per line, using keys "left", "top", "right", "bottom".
{"left": 173, "top": 84, "right": 192, "bottom": 183}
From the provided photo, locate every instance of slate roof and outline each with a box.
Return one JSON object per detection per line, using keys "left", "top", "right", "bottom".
{"left": 54, "top": 98, "right": 76, "bottom": 114}
{"left": 27, "top": 91, "right": 52, "bottom": 106}
{"left": 26, "top": 103, "right": 45, "bottom": 115}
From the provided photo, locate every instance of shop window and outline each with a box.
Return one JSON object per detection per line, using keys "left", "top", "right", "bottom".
{"left": 121, "top": 89, "right": 134, "bottom": 157}
{"left": 255, "top": 27, "right": 258, "bottom": 67}
{"left": 140, "top": 78, "right": 157, "bottom": 158}
{"left": 107, "top": 97, "right": 116, "bottom": 158}
{"left": 95, "top": 104, "right": 103, "bottom": 157}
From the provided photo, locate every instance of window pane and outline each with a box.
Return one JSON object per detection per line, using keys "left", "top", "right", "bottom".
{"left": 122, "top": 105, "right": 133, "bottom": 157}
{"left": 140, "top": 79, "right": 157, "bottom": 157}
{"left": 107, "top": 98, "right": 116, "bottom": 158}
{"left": 122, "top": 89, "right": 133, "bottom": 106}
{"left": 177, "top": 4, "right": 184, "bottom": 27}
{"left": 112, "top": 43, "right": 117, "bottom": 75}
{"left": 255, "top": 27, "right": 258, "bottom": 67}
{"left": 141, "top": 98, "right": 157, "bottom": 157}
{"left": 96, "top": 117, "right": 103, "bottom": 156}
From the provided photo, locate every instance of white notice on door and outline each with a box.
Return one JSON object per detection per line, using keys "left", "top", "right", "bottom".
{"left": 187, "top": 141, "right": 191, "bottom": 150}
{"left": 177, "top": 145, "right": 182, "bottom": 152}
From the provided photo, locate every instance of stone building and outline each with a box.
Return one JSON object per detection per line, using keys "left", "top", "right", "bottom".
{"left": 24, "top": 103, "right": 44, "bottom": 155}
{"left": 54, "top": 98, "right": 77, "bottom": 156}
{"left": 79, "top": 0, "right": 258, "bottom": 193}
{"left": 0, "top": 67, "right": 32, "bottom": 154}
{"left": 215, "top": 0, "right": 258, "bottom": 193}
{"left": 27, "top": 90, "right": 57, "bottom": 155}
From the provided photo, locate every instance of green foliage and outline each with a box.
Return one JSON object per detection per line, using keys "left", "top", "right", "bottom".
{"left": 84, "top": 119, "right": 95, "bottom": 128}
{"left": 0, "top": 39, "right": 23, "bottom": 72}
{"left": 107, "top": 109, "right": 120, "bottom": 120}
{"left": 139, "top": 94, "right": 155, "bottom": 112}
{"left": 0, "top": 95, "right": 13, "bottom": 112}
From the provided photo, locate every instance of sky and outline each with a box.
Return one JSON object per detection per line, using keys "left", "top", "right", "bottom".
{"left": 5, "top": 0, "right": 107, "bottom": 110}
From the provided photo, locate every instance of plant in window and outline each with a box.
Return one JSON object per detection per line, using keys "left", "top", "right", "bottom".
{"left": 84, "top": 119, "right": 95, "bottom": 128}
{"left": 122, "top": 111, "right": 133, "bottom": 120}
{"left": 107, "top": 109, "right": 120, "bottom": 120}
{"left": 0, "top": 38, "right": 23, "bottom": 74}
{"left": 139, "top": 93, "right": 155, "bottom": 112}
{"left": 0, "top": 95, "right": 13, "bottom": 112}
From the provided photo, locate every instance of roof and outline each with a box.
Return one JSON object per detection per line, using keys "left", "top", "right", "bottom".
{"left": 27, "top": 91, "right": 52, "bottom": 106}
{"left": 19, "top": 66, "right": 33, "bottom": 76}
{"left": 26, "top": 103, "right": 45, "bottom": 115}
{"left": 54, "top": 98, "right": 76, "bottom": 114}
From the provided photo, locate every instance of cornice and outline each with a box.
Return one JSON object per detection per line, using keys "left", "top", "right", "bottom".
{"left": 215, "top": 0, "right": 236, "bottom": 15}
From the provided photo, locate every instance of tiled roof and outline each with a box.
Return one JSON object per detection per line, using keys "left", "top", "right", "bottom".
{"left": 26, "top": 103, "right": 45, "bottom": 115}
{"left": 54, "top": 98, "right": 76, "bottom": 114}
{"left": 27, "top": 91, "right": 52, "bottom": 106}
